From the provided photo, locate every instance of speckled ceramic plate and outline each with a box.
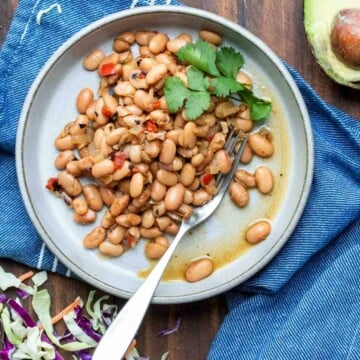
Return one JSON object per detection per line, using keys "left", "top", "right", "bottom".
{"left": 16, "top": 6, "right": 313, "bottom": 304}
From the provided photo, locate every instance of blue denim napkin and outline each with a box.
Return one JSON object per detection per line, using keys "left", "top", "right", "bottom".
{"left": 1, "top": 1, "right": 360, "bottom": 359}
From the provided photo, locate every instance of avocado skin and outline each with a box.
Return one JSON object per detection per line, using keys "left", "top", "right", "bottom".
{"left": 304, "top": 0, "right": 360, "bottom": 89}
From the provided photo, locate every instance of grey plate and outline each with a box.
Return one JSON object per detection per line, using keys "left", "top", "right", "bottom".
{"left": 16, "top": 6, "right": 313, "bottom": 304}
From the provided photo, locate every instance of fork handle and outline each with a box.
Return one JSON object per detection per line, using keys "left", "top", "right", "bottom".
{"left": 92, "top": 223, "right": 189, "bottom": 360}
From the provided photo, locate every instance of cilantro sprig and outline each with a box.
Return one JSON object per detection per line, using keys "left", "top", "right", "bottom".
{"left": 164, "top": 40, "right": 272, "bottom": 121}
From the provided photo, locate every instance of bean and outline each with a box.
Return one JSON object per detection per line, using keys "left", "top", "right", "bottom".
{"left": 113, "top": 37, "right": 131, "bottom": 53}
{"left": 192, "top": 189, "right": 211, "bottom": 206}
{"left": 129, "top": 70, "right": 149, "bottom": 90}
{"left": 99, "top": 242, "right": 124, "bottom": 257}
{"left": 183, "top": 122, "right": 197, "bottom": 149}
{"left": 165, "top": 220, "right": 179, "bottom": 235}
{"left": 145, "top": 241, "right": 167, "bottom": 259}
{"left": 105, "top": 128, "right": 128, "bottom": 146}
{"left": 146, "top": 63, "right": 167, "bottom": 85}
{"left": 156, "top": 169, "right": 178, "bottom": 186}
{"left": 101, "top": 210, "right": 115, "bottom": 229}
{"left": 76, "top": 88, "right": 94, "bottom": 114}
{"left": 255, "top": 166, "right": 274, "bottom": 194}
{"left": 83, "top": 226, "right": 106, "bottom": 248}
{"left": 180, "top": 163, "right": 196, "bottom": 186}
{"left": 235, "top": 117, "right": 253, "bottom": 133}
{"left": 83, "top": 49, "right": 105, "bottom": 71}
{"left": 129, "top": 145, "right": 142, "bottom": 163}
{"left": 165, "top": 183, "right": 185, "bottom": 211}
{"left": 99, "top": 186, "right": 115, "bottom": 207}
{"left": 191, "top": 153, "right": 205, "bottom": 167}
{"left": 142, "top": 209, "right": 155, "bottom": 229}
{"left": 149, "top": 33, "right": 169, "bottom": 54}
{"left": 183, "top": 189, "right": 194, "bottom": 204}
{"left": 159, "top": 139, "right": 176, "bottom": 165}
{"left": 65, "top": 161, "right": 81, "bottom": 176}
{"left": 92, "top": 159, "right": 114, "bottom": 178}
{"left": 177, "top": 203, "right": 193, "bottom": 219}
{"left": 185, "top": 257, "right": 214, "bottom": 282}
{"left": 199, "top": 30, "right": 222, "bottom": 45}
{"left": 129, "top": 173, "right": 144, "bottom": 198}
{"left": 152, "top": 201, "right": 166, "bottom": 217}
{"left": 103, "top": 93, "right": 118, "bottom": 114}
{"left": 107, "top": 225, "right": 126, "bottom": 245}
{"left": 73, "top": 209, "right": 96, "bottom": 224}
{"left": 240, "top": 144, "right": 253, "bottom": 164}
{"left": 140, "top": 227, "right": 163, "bottom": 239}
{"left": 116, "top": 213, "right": 142, "bottom": 227}
{"left": 155, "top": 216, "right": 171, "bottom": 231}
{"left": 55, "top": 135, "right": 75, "bottom": 151}
{"left": 236, "top": 71, "right": 253, "bottom": 89}
{"left": 128, "top": 226, "right": 141, "bottom": 242}
{"left": 210, "top": 150, "right": 232, "bottom": 174}
{"left": 57, "top": 171, "right": 82, "bottom": 196}
{"left": 248, "top": 133, "right": 274, "bottom": 158}
{"left": 235, "top": 169, "right": 256, "bottom": 188}
{"left": 132, "top": 188, "right": 151, "bottom": 208}
{"left": 145, "top": 140, "right": 161, "bottom": 158}
{"left": 113, "top": 161, "right": 132, "bottom": 181}
{"left": 135, "top": 30, "right": 156, "bottom": 46}
{"left": 55, "top": 150, "right": 74, "bottom": 170}
{"left": 133, "top": 90, "right": 153, "bottom": 112}
{"left": 72, "top": 197, "right": 88, "bottom": 215}
{"left": 114, "top": 81, "right": 136, "bottom": 97}
{"left": 215, "top": 101, "right": 239, "bottom": 119}
{"left": 110, "top": 194, "right": 130, "bottom": 217}
{"left": 245, "top": 221, "right": 271, "bottom": 244}
{"left": 229, "top": 182, "right": 249, "bottom": 207}
{"left": 117, "top": 31, "right": 135, "bottom": 44}
{"left": 83, "top": 184, "right": 103, "bottom": 211}
{"left": 140, "top": 58, "right": 159, "bottom": 72}
{"left": 167, "top": 37, "right": 191, "bottom": 53}
{"left": 188, "top": 177, "right": 201, "bottom": 191}
{"left": 118, "top": 179, "right": 131, "bottom": 195}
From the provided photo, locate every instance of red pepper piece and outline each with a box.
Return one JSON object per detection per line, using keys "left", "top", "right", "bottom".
{"left": 152, "top": 100, "right": 161, "bottom": 110}
{"left": 127, "top": 235, "right": 136, "bottom": 248}
{"left": 144, "top": 119, "right": 158, "bottom": 133}
{"left": 101, "top": 105, "right": 113, "bottom": 117}
{"left": 112, "top": 152, "right": 126, "bottom": 170}
{"left": 45, "top": 177, "right": 58, "bottom": 191}
{"left": 201, "top": 172, "right": 213, "bottom": 186}
{"left": 99, "top": 63, "right": 116, "bottom": 77}
{"left": 205, "top": 133, "right": 215, "bottom": 142}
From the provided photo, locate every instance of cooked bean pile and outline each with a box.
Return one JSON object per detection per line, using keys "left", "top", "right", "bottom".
{"left": 47, "top": 29, "right": 275, "bottom": 282}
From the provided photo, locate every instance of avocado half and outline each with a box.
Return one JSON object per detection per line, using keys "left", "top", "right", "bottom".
{"left": 304, "top": 0, "right": 360, "bottom": 89}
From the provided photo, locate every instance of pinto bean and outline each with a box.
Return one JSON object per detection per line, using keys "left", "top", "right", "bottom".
{"left": 142, "top": 209, "right": 155, "bottom": 229}
{"left": 199, "top": 30, "right": 222, "bottom": 45}
{"left": 245, "top": 221, "right": 271, "bottom": 244}
{"left": 72, "top": 198, "right": 88, "bottom": 215}
{"left": 73, "top": 209, "right": 96, "bottom": 224}
{"left": 192, "top": 189, "right": 211, "bottom": 206}
{"left": 107, "top": 225, "right": 126, "bottom": 245}
{"left": 83, "top": 226, "right": 106, "bottom": 248}
{"left": 240, "top": 144, "right": 253, "bottom": 164}
{"left": 146, "top": 63, "right": 167, "bottom": 85}
{"left": 99, "top": 186, "right": 115, "bottom": 207}
{"left": 145, "top": 240, "right": 167, "bottom": 259}
{"left": 129, "top": 173, "right": 144, "bottom": 198}
{"left": 55, "top": 150, "right": 75, "bottom": 170}
{"left": 156, "top": 169, "right": 178, "bottom": 186}
{"left": 179, "top": 163, "right": 196, "bottom": 186}
{"left": 148, "top": 33, "right": 169, "bottom": 54}
{"left": 140, "top": 227, "right": 163, "bottom": 239}
{"left": 116, "top": 213, "right": 142, "bottom": 227}
{"left": 92, "top": 159, "right": 114, "bottom": 178}
{"left": 248, "top": 133, "right": 274, "bottom": 158}
{"left": 110, "top": 194, "right": 130, "bottom": 217}
{"left": 185, "top": 257, "right": 214, "bottom": 282}
{"left": 83, "top": 184, "right": 103, "bottom": 211}
{"left": 83, "top": 49, "right": 105, "bottom": 71}
{"left": 99, "top": 242, "right": 124, "bottom": 257}
{"left": 183, "top": 122, "right": 197, "bottom": 149}
{"left": 55, "top": 135, "right": 75, "bottom": 151}
{"left": 229, "top": 182, "right": 249, "bottom": 207}
{"left": 76, "top": 88, "right": 94, "bottom": 114}
{"left": 164, "top": 183, "right": 185, "bottom": 211}
{"left": 235, "top": 169, "right": 256, "bottom": 188}
{"left": 255, "top": 166, "right": 274, "bottom": 194}
{"left": 57, "top": 171, "right": 82, "bottom": 196}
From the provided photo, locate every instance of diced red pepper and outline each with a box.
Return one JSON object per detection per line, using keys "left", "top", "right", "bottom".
{"left": 45, "top": 177, "right": 58, "bottom": 191}
{"left": 101, "top": 105, "right": 113, "bottom": 117}
{"left": 137, "top": 72, "right": 146, "bottom": 79}
{"left": 201, "top": 172, "right": 213, "bottom": 186}
{"left": 205, "top": 133, "right": 215, "bottom": 142}
{"left": 152, "top": 100, "right": 161, "bottom": 110}
{"left": 144, "top": 119, "right": 158, "bottom": 133}
{"left": 127, "top": 235, "right": 136, "bottom": 248}
{"left": 112, "top": 152, "right": 126, "bottom": 170}
{"left": 99, "top": 63, "right": 116, "bottom": 77}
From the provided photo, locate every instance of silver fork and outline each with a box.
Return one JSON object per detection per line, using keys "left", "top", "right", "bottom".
{"left": 93, "top": 131, "right": 248, "bottom": 360}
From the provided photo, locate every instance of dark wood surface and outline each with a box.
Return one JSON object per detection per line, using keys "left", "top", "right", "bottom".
{"left": 1, "top": 1, "right": 359, "bottom": 359}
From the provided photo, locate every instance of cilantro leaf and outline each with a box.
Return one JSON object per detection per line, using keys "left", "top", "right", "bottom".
{"left": 187, "top": 66, "right": 209, "bottom": 91}
{"left": 211, "top": 77, "right": 244, "bottom": 97}
{"left": 177, "top": 40, "right": 220, "bottom": 77}
{"left": 184, "top": 91, "right": 211, "bottom": 120}
{"left": 164, "top": 77, "right": 189, "bottom": 112}
{"left": 216, "top": 47, "right": 244, "bottom": 79}
{"left": 239, "top": 88, "right": 272, "bottom": 120}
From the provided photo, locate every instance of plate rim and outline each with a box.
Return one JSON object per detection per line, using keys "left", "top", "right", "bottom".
{"left": 15, "top": 5, "right": 314, "bottom": 304}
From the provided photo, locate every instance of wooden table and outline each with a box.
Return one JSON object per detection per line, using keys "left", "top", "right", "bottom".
{"left": 1, "top": 1, "right": 359, "bottom": 359}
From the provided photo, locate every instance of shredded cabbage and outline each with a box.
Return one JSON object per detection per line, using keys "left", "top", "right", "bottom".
{"left": 0, "top": 266, "right": 162, "bottom": 359}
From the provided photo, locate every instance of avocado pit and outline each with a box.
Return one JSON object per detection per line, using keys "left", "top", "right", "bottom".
{"left": 331, "top": 8, "right": 360, "bottom": 68}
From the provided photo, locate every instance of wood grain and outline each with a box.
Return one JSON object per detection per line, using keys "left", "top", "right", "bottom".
{"left": 0, "top": 1, "right": 359, "bottom": 359}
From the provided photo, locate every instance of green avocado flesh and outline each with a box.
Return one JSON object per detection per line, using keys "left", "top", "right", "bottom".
{"left": 304, "top": 0, "right": 360, "bottom": 89}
